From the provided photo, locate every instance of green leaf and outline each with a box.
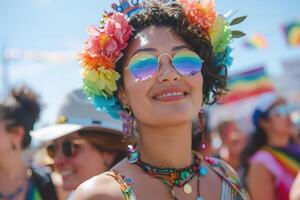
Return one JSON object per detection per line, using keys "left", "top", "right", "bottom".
{"left": 230, "top": 16, "right": 247, "bottom": 26}
{"left": 231, "top": 30, "right": 246, "bottom": 38}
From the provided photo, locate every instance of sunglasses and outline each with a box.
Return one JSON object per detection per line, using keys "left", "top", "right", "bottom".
{"left": 269, "top": 105, "right": 293, "bottom": 117}
{"left": 126, "top": 50, "right": 203, "bottom": 81}
{"left": 46, "top": 139, "right": 86, "bottom": 159}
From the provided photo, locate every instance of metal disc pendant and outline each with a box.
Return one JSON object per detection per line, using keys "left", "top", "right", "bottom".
{"left": 183, "top": 183, "right": 192, "bottom": 194}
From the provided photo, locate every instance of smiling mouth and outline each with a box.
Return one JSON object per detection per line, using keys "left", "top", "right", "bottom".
{"left": 153, "top": 91, "right": 188, "bottom": 101}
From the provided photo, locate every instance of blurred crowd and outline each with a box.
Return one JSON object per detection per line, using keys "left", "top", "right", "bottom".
{"left": 0, "top": 85, "right": 300, "bottom": 200}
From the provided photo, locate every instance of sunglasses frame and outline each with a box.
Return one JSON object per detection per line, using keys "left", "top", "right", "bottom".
{"left": 125, "top": 50, "right": 203, "bottom": 81}
{"left": 46, "top": 139, "right": 87, "bottom": 159}
{"left": 268, "top": 104, "right": 293, "bottom": 117}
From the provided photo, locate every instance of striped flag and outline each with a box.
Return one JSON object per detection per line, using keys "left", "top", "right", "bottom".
{"left": 282, "top": 19, "right": 300, "bottom": 47}
{"left": 243, "top": 33, "right": 268, "bottom": 49}
{"left": 219, "top": 66, "right": 275, "bottom": 104}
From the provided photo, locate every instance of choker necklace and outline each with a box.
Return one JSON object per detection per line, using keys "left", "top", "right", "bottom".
{"left": 0, "top": 185, "right": 24, "bottom": 200}
{"left": 128, "top": 147, "right": 208, "bottom": 200}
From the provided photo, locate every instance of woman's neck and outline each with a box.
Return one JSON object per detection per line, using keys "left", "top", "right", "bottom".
{"left": 0, "top": 152, "right": 27, "bottom": 183}
{"left": 137, "top": 122, "right": 192, "bottom": 168}
{"left": 267, "top": 132, "right": 290, "bottom": 147}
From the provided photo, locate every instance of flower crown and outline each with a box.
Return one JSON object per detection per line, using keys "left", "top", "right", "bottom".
{"left": 79, "top": 0, "right": 246, "bottom": 119}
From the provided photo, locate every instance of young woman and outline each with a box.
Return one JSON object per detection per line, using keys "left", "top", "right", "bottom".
{"left": 31, "top": 89, "right": 127, "bottom": 198}
{"left": 0, "top": 86, "right": 58, "bottom": 200}
{"left": 74, "top": 1, "right": 248, "bottom": 199}
{"left": 216, "top": 120, "right": 247, "bottom": 173}
{"left": 241, "top": 93, "right": 300, "bottom": 200}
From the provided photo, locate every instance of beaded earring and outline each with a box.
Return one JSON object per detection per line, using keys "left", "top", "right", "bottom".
{"left": 197, "top": 109, "right": 206, "bottom": 152}
{"left": 120, "top": 105, "right": 135, "bottom": 144}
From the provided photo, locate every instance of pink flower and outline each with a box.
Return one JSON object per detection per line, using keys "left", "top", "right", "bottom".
{"left": 85, "top": 25, "right": 120, "bottom": 59}
{"left": 84, "top": 13, "right": 132, "bottom": 62}
{"left": 104, "top": 13, "right": 133, "bottom": 50}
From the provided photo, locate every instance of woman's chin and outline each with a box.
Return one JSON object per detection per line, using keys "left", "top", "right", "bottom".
{"left": 147, "top": 109, "right": 195, "bottom": 126}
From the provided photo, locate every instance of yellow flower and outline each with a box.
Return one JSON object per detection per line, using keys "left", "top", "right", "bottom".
{"left": 82, "top": 67, "right": 120, "bottom": 98}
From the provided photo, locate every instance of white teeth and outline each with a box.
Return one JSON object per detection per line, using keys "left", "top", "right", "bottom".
{"left": 157, "top": 92, "right": 184, "bottom": 99}
{"left": 60, "top": 170, "right": 73, "bottom": 177}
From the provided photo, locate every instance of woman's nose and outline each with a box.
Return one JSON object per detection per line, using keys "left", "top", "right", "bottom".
{"left": 54, "top": 149, "right": 68, "bottom": 168}
{"left": 157, "top": 54, "right": 180, "bottom": 82}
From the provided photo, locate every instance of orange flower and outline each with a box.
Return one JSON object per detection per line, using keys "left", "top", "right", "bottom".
{"left": 178, "top": 0, "right": 217, "bottom": 30}
{"left": 78, "top": 51, "right": 115, "bottom": 70}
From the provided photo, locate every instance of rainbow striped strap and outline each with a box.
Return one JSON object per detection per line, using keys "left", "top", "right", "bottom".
{"left": 105, "top": 171, "right": 137, "bottom": 200}
{"left": 204, "top": 157, "right": 250, "bottom": 200}
{"left": 262, "top": 146, "right": 300, "bottom": 178}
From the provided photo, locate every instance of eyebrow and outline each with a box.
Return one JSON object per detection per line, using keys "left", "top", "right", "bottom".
{"left": 132, "top": 45, "right": 191, "bottom": 56}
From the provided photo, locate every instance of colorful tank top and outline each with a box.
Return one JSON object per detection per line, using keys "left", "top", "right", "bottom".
{"left": 250, "top": 145, "right": 300, "bottom": 200}
{"left": 26, "top": 181, "right": 43, "bottom": 200}
{"left": 105, "top": 157, "right": 249, "bottom": 200}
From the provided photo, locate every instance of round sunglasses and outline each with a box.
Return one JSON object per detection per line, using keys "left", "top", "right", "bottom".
{"left": 46, "top": 139, "right": 86, "bottom": 159}
{"left": 126, "top": 50, "right": 203, "bottom": 81}
{"left": 268, "top": 105, "right": 293, "bottom": 117}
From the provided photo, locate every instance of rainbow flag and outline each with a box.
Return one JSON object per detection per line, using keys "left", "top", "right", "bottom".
{"left": 243, "top": 33, "right": 268, "bottom": 49}
{"left": 282, "top": 19, "right": 300, "bottom": 47}
{"left": 219, "top": 66, "right": 274, "bottom": 104}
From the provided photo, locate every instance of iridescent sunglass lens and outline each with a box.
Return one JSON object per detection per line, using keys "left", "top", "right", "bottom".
{"left": 172, "top": 51, "right": 202, "bottom": 76}
{"left": 128, "top": 53, "right": 159, "bottom": 81}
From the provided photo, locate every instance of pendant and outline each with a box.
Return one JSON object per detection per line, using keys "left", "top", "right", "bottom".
{"left": 196, "top": 197, "right": 204, "bottom": 200}
{"left": 183, "top": 183, "right": 192, "bottom": 194}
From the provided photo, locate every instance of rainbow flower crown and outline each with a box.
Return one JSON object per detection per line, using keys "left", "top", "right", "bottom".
{"left": 79, "top": 0, "right": 246, "bottom": 119}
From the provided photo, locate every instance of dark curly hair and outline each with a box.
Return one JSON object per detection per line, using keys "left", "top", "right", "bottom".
{"left": 115, "top": 1, "right": 227, "bottom": 104}
{"left": 0, "top": 86, "right": 41, "bottom": 149}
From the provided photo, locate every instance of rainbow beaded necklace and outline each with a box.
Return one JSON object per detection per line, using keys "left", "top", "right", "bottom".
{"left": 128, "top": 148, "right": 208, "bottom": 200}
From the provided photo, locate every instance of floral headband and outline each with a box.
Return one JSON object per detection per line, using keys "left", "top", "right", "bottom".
{"left": 79, "top": 0, "right": 246, "bottom": 119}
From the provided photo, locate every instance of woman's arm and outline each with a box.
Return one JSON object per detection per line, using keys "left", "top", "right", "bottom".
{"left": 247, "top": 161, "right": 274, "bottom": 200}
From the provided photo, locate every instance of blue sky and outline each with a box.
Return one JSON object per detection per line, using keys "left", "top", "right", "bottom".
{"left": 1, "top": 0, "right": 300, "bottom": 126}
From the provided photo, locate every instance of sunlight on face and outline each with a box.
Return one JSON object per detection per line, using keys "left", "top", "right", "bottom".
{"left": 120, "top": 26, "right": 203, "bottom": 128}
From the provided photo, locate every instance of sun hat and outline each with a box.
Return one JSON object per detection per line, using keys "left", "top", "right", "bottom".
{"left": 31, "top": 89, "right": 123, "bottom": 142}
{"left": 252, "top": 92, "right": 278, "bottom": 127}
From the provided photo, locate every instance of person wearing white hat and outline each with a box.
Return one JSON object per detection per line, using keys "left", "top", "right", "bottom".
{"left": 241, "top": 93, "right": 300, "bottom": 200}
{"left": 31, "top": 89, "right": 127, "bottom": 196}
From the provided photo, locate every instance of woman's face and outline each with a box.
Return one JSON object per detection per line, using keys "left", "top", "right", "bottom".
{"left": 51, "top": 133, "right": 107, "bottom": 191}
{"left": 264, "top": 102, "right": 296, "bottom": 137}
{"left": 120, "top": 26, "right": 203, "bottom": 127}
{"left": 0, "top": 120, "right": 16, "bottom": 156}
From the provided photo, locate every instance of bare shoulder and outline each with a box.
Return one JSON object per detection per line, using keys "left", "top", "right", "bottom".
{"left": 248, "top": 159, "right": 272, "bottom": 177}
{"left": 72, "top": 173, "right": 124, "bottom": 200}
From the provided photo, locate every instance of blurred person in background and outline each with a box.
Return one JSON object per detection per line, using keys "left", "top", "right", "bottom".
{"left": 216, "top": 120, "right": 247, "bottom": 173}
{"left": 241, "top": 93, "right": 300, "bottom": 200}
{"left": 31, "top": 89, "right": 127, "bottom": 199}
{"left": 0, "top": 86, "right": 58, "bottom": 200}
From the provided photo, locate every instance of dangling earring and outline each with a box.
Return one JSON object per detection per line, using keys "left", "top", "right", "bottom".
{"left": 120, "top": 105, "right": 139, "bottom": 163}
{"left": 120, "top": 105, "right": 134, "bottom": 144}
{"left": 197, "top": 109, "right": 206, "bottom": 152}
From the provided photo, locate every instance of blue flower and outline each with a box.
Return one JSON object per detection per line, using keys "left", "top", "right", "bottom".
{"left": 91, "top": 95, "right": 122, "bottom": 119}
